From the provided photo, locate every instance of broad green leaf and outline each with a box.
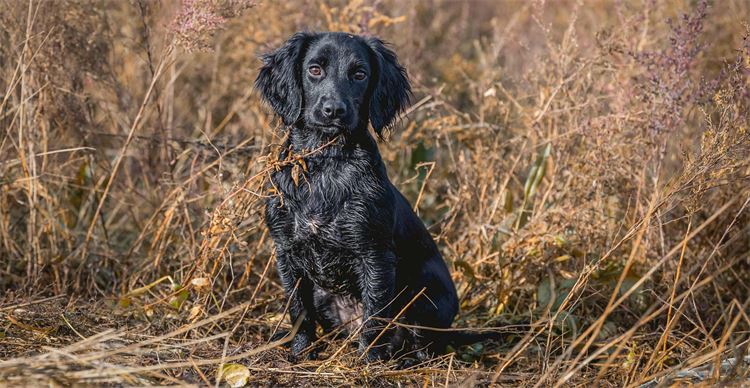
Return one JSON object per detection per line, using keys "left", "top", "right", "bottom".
{"left": 554, "top": 310, "right": 579, "bottom": 337}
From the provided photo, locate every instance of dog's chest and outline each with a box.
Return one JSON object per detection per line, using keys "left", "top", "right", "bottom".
{"left": 282, "top": 202, "right": 364, "bottom": 294}
{"left": 283, "top": 163, "right": 364, "bottom": 237}
{"left": 267, "top": 160, "right": 372, "bottom": 293}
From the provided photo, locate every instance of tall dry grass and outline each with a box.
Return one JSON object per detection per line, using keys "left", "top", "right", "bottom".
{"left": 1, "top": 0, "right": 749, "bottom": 386}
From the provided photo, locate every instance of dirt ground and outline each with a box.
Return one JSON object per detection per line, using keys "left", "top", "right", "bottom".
{"left": 1, "top": 0, "right": 749, "bottom": 386}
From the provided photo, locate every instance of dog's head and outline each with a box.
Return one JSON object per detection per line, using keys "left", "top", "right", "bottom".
{"left": 255, "top": 32, "right": 411, "bottom": 138}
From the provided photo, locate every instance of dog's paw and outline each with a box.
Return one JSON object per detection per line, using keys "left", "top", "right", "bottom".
{"left": 394, "top": 350, "right": 430, "bottom": 369}
{"left": 269, "top": 330, "right": 291, "bottom": 345}
{"left": 287, "top": 348, "right": 319, "bottom": 363}
{"left": 287, "top": 333, "right": 318, "bottom": 362}
{"left": 394, "top": 357, "right": 418, "bottom": 370}
{"left": 360, "top": 344, "right": 390, "bottom": 363}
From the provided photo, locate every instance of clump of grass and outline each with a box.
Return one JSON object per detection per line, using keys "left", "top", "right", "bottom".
{"left": 1, "top": 0, "right": 749, "bottom": 386}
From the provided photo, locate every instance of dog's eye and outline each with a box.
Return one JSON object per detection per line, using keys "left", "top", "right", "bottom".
{"left": 353, "top": 70, "right": 367, "bottom": 81}
{"left": 308, "top": 65, "right": 323, "bottom": 77}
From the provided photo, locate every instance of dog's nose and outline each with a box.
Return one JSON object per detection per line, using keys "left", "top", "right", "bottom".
{"left": 321, "top": 100, "right": 346, "bottom": 119}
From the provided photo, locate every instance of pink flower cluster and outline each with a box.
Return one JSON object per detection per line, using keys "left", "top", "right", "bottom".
{"left": 170, "top": 0, "right": 254, "bottom": 52}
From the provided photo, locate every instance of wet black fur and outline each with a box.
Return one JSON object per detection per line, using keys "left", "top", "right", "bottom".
{"left": 255, "top": 32, "right": 497, "bottom": 362}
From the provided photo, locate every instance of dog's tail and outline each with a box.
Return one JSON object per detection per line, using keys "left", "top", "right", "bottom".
{"left": 422, "top": 325, "right": 525, "bottom": 353}
{"left": 439, "top": 330, "right": 507, "bottom": 351}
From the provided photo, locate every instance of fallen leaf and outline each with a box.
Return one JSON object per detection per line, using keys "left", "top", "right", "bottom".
{"left": 190, "top": 277, "right": 211, "bottom": 291}
{"left": 291, "top": 164, "right": 300, "bottom": 186}
{"left": 220, "top": 363, "right": 251, "bottom": 387}
{"left": 118, "top": 296, "right": 132, "bottom": 308}
{"left": 189, "top": 305, "right": 203, "bottom": 321}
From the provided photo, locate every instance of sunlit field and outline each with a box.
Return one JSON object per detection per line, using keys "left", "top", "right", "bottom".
{"left": 1, "top": 0, "right": 749, "bottom": 386}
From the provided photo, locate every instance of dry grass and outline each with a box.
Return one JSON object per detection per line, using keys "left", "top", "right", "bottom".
{"left": 1, "top": 0, "right": 749, "bottom": 386}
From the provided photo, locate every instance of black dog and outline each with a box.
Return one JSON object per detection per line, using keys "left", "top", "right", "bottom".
{"left": 255, "top": 32, "right": 496, "bottom": 362}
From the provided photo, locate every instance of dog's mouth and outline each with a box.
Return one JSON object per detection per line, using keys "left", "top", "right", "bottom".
{"left": 307, "top": 120, "right": 352, "bottom": 134}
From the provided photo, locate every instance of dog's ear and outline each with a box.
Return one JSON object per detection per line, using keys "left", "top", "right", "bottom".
{"left": 366, "top": 38, "right": 411, "bottom": 139}
{"left": 255, "top": 32, "right": 315, "bottom": 126}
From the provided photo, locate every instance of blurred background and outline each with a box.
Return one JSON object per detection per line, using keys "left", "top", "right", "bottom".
{"left": 1, "top": 0, "right": 749, "bottom": 385}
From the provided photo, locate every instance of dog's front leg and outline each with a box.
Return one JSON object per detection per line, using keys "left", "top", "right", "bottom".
{"left": 276, "top": 252, "right": 318, "bottom": 360}
{"left": 359, "top": 251, "right": 397, "bottom": 362}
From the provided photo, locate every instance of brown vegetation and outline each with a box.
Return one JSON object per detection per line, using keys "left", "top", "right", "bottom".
{"left": 1, "top": 0, "right": 749, "bottom": 386}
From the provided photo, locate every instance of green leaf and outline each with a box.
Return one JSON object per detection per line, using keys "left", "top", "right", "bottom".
{"left": 503, "top": 189, "right": 513, "bottom": 213}
{"left": 554, "top": 310, "right": 579, "bottom": 337}
{"left": 537, "top": 277, "right": 552, "bottom": 308}
{"left": 523, "top": 143, "right": 552, "bottom": 201}
{"left": 553, "top": 234, "right": 568, "bottom": 248}
{"left": 529, "top": 143, "right": 551, "bottom": 198}
{"left": 618, "top": 276, "right": 642, "bottom": 298}
{"left": 410, "top": 141, "right": 431, "bottom": 166}
{"left": 598, "top": 321, "right": 618, "bottom": 340}
{"left": 523, "top": 164, "right": 538, "bottom": 200}
{"left": 468, "top": 342, "right": 484, "bottom": 355}
{"left": 169, "top": 282, "right": 189, "bottom": 310}
{"left": 537, "top": 277, "right": 576, "bottom": 312}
